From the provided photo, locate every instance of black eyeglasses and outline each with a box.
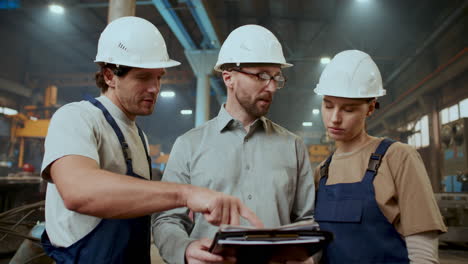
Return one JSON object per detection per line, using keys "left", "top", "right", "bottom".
{"left": 231, "top": 68, "right": 286, "bottom": 89}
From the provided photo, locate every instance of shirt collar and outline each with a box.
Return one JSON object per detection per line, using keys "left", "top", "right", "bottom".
{"left": 216, "top": 105, "right": 267, "bottom": 133}
{"left": 216, "top": 105, "right": 234, "bottom": 132}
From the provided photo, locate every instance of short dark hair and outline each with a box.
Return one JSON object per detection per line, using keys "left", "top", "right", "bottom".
{"left": 365, "top": 98, "right": 380, "bottom": 109}
{"left": 95, "top": 63, "right": 132, "bottom": 93}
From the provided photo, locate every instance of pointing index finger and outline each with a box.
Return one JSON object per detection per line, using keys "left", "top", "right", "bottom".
{"left": 239, "top": 204, "right": 264, "bottom": 228}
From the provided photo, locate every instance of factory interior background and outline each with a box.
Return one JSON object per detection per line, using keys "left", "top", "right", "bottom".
{"left": 0, "top": 0, "right": 467, "bottom": 263}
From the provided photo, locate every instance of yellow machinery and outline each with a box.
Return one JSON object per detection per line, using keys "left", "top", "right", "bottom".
{"left": 7, "top": 85, "right": 57, "bottom": 169}
{"left": 308, "top": 144, "right": 331, "bottom": 169}
{"left": 0, "top": 86, "right": 57, "bottom": 258}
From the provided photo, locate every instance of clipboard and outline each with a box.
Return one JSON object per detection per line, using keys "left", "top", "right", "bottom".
{"left": 209, "top": 221, "right": 333, "bottom": 263}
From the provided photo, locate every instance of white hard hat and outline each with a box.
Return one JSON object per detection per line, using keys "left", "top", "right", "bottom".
{"left": 314, "top": 50, "right": 385, "bottom": 98}
{"left": 214, "top": 24, "right": 293, "bottom": 72}
{"left": 95, "top": 16, "right": 180, "bottom": 69}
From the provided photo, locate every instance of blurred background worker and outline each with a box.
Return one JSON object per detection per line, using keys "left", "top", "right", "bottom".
{"left": 152, "top": 24, "right": 315, "bottom": 264}
{"left": 313, "top": 50, "right": 447, "bottom": 264}
{"left": 40, "top": 16, "right": 262, "bottom": 264}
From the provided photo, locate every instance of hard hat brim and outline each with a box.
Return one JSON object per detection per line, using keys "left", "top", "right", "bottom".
{"left": 314, "top": 87, "right": 386, "bottom": 98}
{"left": 94, "top": 58, "right": 181, "bottom": 69}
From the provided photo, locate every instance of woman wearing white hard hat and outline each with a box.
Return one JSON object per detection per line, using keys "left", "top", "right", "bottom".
{"left": 313, "top": 50, "right": 447, "bottom": 263}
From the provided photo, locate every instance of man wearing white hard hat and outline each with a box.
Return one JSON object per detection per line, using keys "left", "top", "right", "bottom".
{"left": 152, "top": 24, "right": 315, "bottom": 264}
{"left": 313, "top": 50, "right": 447, "bottom": 263}
{"left": 40, "top": 16, "right": 262, "bottom": 264}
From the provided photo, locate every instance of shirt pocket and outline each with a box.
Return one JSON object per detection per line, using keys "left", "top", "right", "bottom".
{"left": 315, "top": 199, "right": 363, "bottom": 223}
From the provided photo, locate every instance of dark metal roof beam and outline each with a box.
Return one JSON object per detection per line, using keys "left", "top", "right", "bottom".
{"left": 76, "top": 1, "right": 153, "bottom": 8}
{"left": 152, "top": 0, "right": 197, "bottom": 50}
{"left": 185, "top": 0, "right": 220, "bottom": 49}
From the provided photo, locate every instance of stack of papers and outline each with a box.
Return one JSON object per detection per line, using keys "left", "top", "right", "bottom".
{"left": 209, "top": 220, "right": 333, "bottom": 263}
{"left": 218, "top": 219, "right": 320, "bottom": 231}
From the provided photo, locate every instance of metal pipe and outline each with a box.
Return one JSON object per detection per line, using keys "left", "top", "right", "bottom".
{"left": 430, "top": 102, "right": 442, "bottom": 192}
{"left": 370, "top": 47, "right": 468, "bottom": 125}
{"left": 77, "top": 0, "right": 151, "bottom": 8}
{"left": 108, "top": 0, "right": 136, "bottom": 23}
{"left": 384, "top": 0, "right": 468, "bottom": 87}
{"left": 18, "top": 137, "right": 24, "bottom": 168}
{"left": 195, "top": 74, "right": 210, "bottom": 127}
{"left": 152, "top": 0, "right": 197, "bottom": 50}
{"left": 186, "top": 0, "right": 220, "bottom": 49}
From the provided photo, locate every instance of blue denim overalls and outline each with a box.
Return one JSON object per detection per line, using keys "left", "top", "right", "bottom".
{"left": 315, "top": 139, "right": 409, "bottom": 264}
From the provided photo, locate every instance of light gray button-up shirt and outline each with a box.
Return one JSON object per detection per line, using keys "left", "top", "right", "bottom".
{"left": 152, "top": 106, "right": 315, "bottom": 264}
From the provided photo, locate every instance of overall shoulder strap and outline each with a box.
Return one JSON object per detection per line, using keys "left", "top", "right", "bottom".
{"left": 136, "top": 125, "right": 153, "bottom": 180}
{"left": 87, "top": 97, "right": 134, "bottom": 175}
{"left": 363, "top": 138, "right": 396, "bottom": 183}
{"left": 367, "top": 138, "right": 396, "bottom": 173}
{"left": 319, "top": 154, "right": 334, "bottom": 180}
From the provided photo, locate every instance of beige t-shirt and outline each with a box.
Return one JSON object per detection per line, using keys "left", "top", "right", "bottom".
{"left": 314, "top": 137, "right": 447, "bottom": 236}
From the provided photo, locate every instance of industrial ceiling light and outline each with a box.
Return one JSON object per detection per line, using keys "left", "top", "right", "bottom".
{"left": 320, "top": 57, "right": 331, "bottom": 64}
{"left": 180, "top": 109, "right": 192, "bottom": 115}
{"left": 302, "top": 122, "right": 313, "bottom": 127}
{"left": 49, "top": 4, "right": 64, "bottom": 14}
{"left": 160, "top": 91, "right": 175, "bottom": 98}
{"left": 312, "top": 109, "right": 320, "bottom": 115}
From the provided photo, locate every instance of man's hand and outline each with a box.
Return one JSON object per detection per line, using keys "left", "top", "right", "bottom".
{"left": 185, "top": 186, "right": 264, "bottom": 228}
{"left": 185, "top": 238, "right": 235, "bottom": 264}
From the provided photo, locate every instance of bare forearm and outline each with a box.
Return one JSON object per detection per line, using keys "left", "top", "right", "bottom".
{"left": 51, "top": 155, "right": 191, "bottom": 218}
{"left": 65, "top": 169, "right": 190, "bottom": 218}
{"left": 51, "top": 155, "right": 263, "bottom": 226}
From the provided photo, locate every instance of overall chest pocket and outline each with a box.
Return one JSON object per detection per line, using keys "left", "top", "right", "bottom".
{"left": 315, "top": 198, "right": 363, "bottom": 223}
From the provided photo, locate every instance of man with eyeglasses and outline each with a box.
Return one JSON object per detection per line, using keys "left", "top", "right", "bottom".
{"left": 152, "top": 25, "right": 315, "bottom": 264}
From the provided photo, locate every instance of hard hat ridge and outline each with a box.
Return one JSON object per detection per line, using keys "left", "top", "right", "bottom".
{"left": 95, "top": 16, "right": 180, "bottom": 69}
{"left": 214, "top": 24, "right": 293, "bottom": 71}
{"left": 314, "top": 50, "right": 385, "bottom": 98}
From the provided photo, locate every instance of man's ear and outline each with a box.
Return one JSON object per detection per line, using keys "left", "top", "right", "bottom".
{"left": 222, "top": 71, "right": 234, "bottom": 90}
{"left": 366, "top": 100, "right": 376, "bottom": 117}
{"left": 103, "top": 68, "right": 116, "bottom": 88}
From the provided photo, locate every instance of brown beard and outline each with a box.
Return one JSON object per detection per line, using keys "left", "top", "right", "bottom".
{"left": 236, "top": 93, "right": 272, "bottom": 118}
